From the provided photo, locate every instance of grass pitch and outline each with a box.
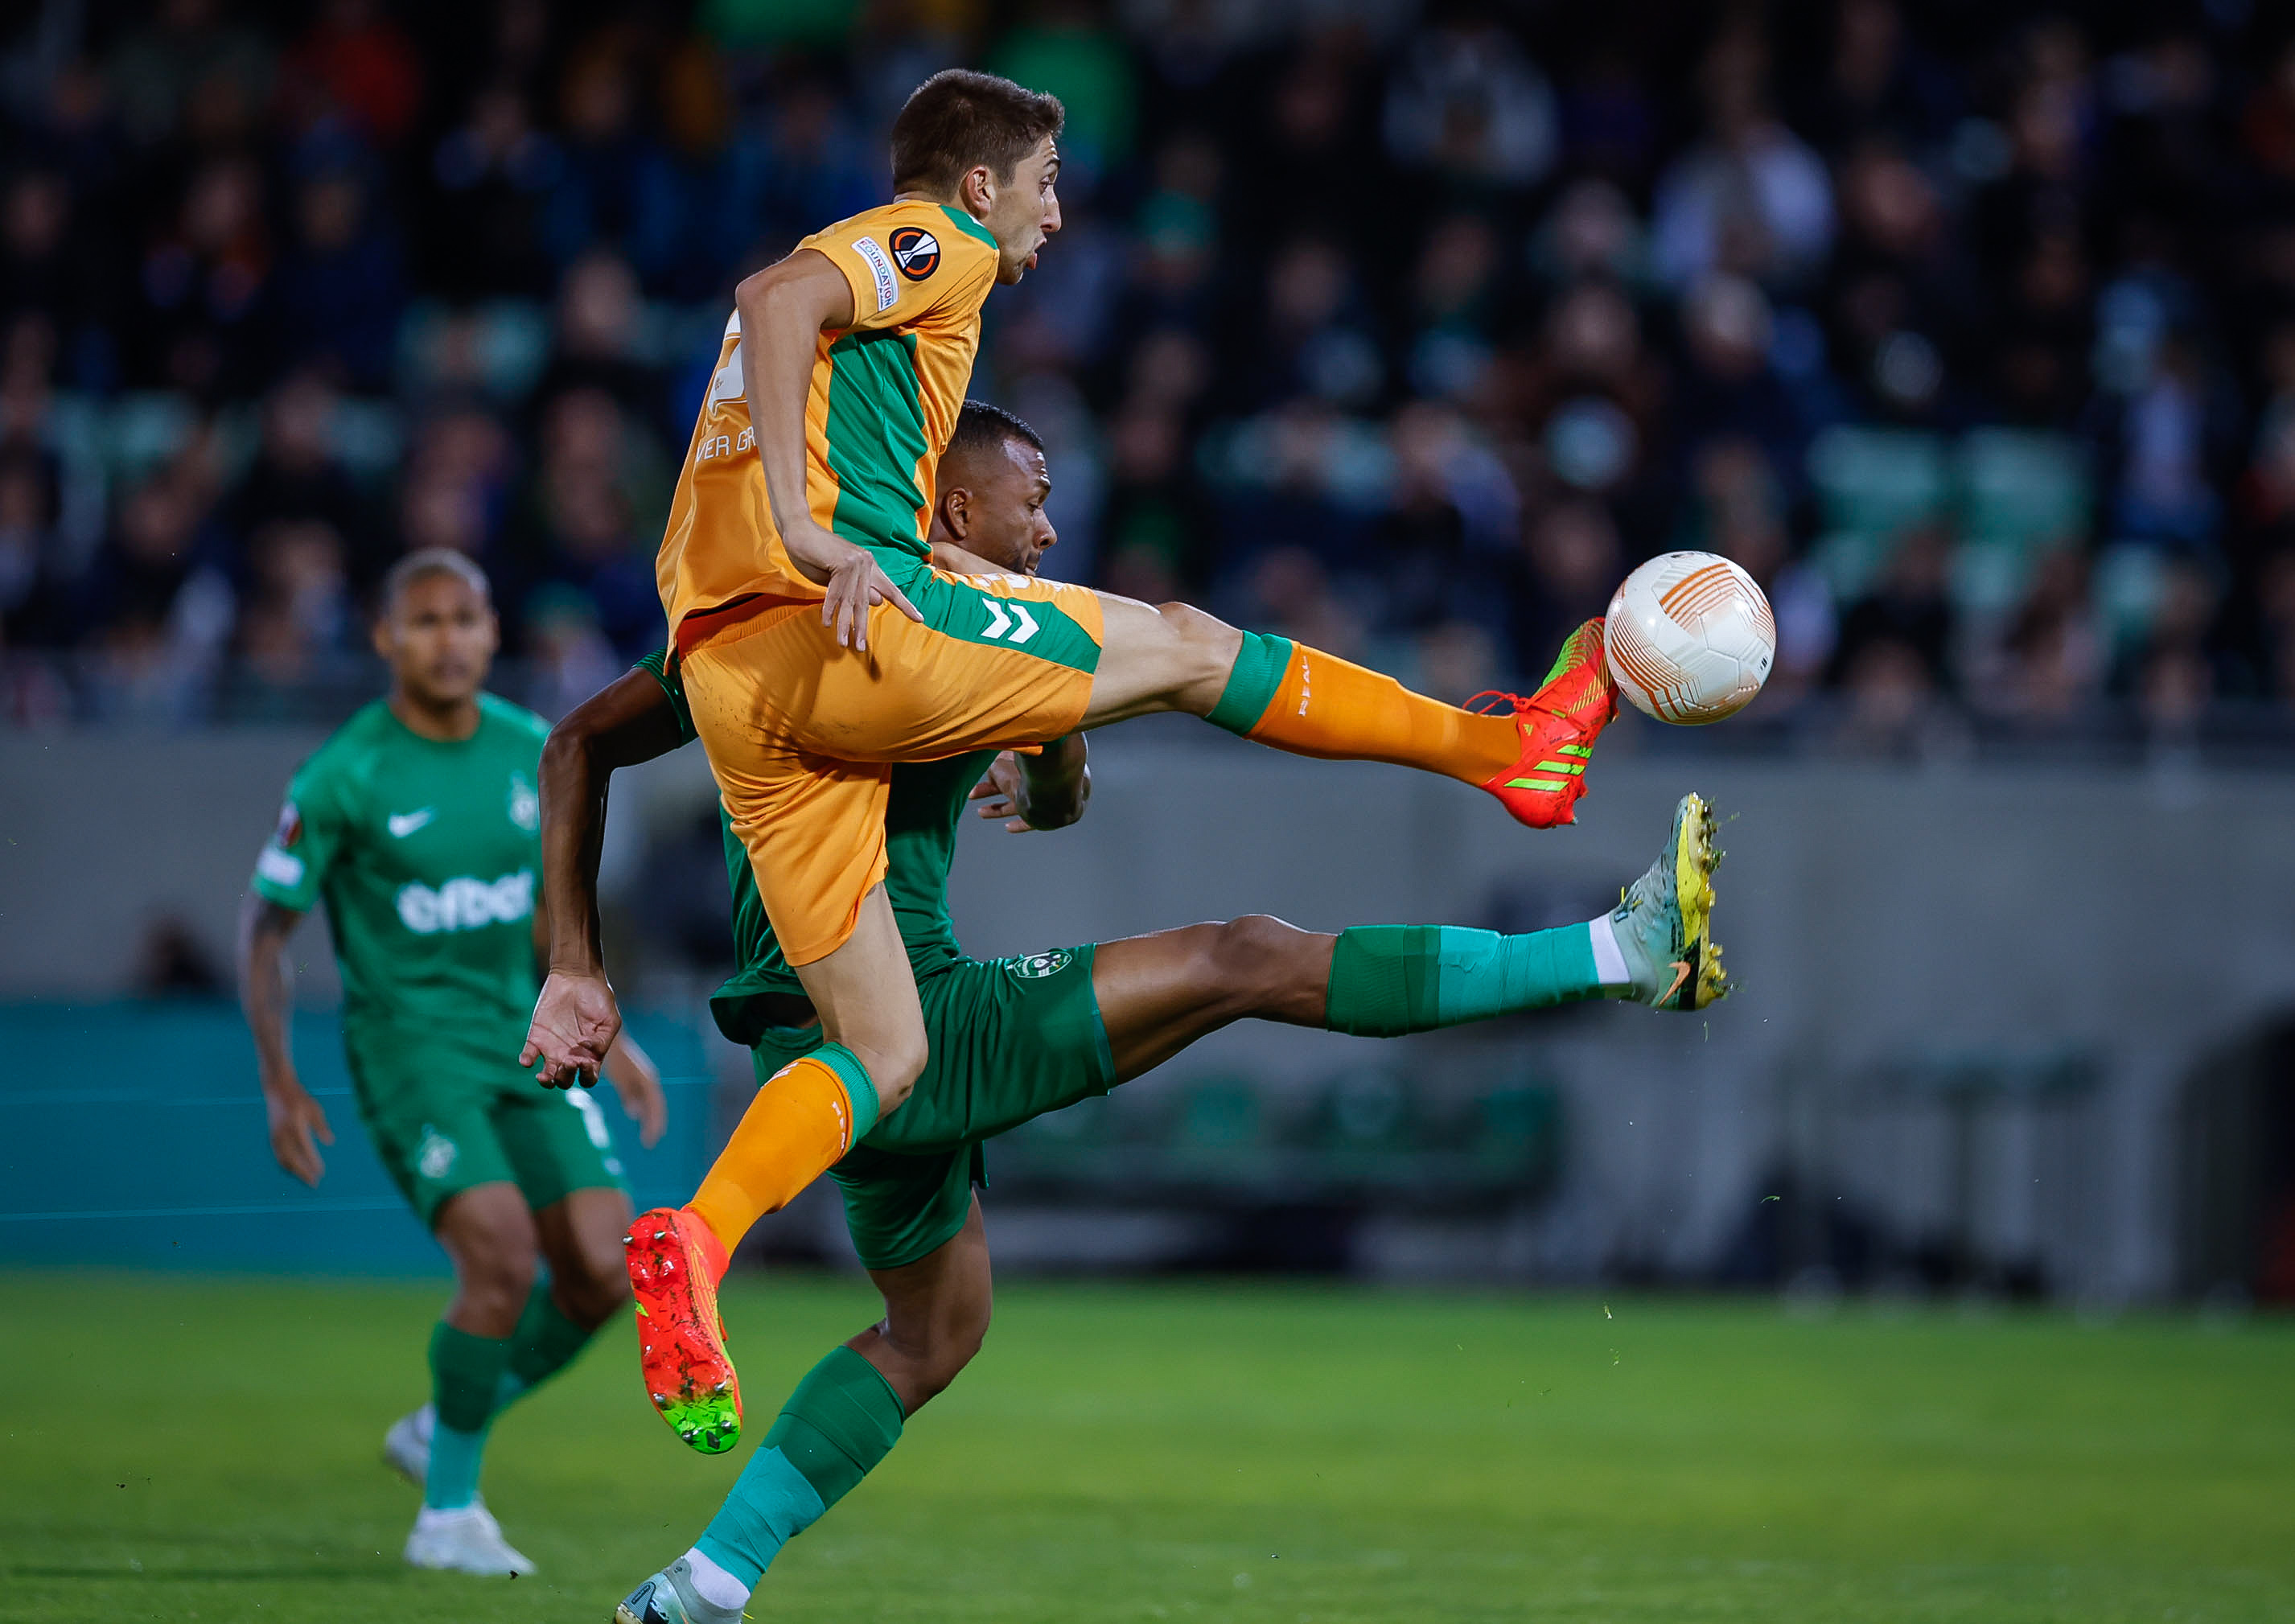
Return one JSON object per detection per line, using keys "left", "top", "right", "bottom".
{"left": 0, "top": 1272, "right": 2288, "bottom": 1623}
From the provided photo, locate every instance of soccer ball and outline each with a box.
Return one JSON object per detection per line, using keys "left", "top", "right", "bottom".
{"left": 1605, "top": 551, "right": 1775, "bottom": 725}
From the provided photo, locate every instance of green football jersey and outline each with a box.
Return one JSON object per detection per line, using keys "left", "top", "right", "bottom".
{"left": 633, "top": 651, "right": 990, "bottom": 1043}
{"left": 251, "top": 695, "right": 550, "bottom": 1064}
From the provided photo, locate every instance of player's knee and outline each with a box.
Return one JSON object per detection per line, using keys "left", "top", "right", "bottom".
{"left": 554, "top": 1235, "right": 631, "bottom": 1326}
{"left": 1154, "top": 601, "right": 1244, "bottom": 693}
{"left": 458, "top": 1230, "right": 539, "bottom": 1319}
{"left": 852, "top": 1033, "right": 926, "bottom": 1113}
{"left": 1211, "top": 915, "right": 1315, "bottom": 1010}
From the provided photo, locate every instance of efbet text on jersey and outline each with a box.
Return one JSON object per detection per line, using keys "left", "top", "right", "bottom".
{"left": 394, "top": 871, "right": 535, "bottom": 935}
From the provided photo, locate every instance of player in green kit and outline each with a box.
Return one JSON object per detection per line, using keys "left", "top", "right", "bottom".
{"left": 522, "top": 405, "right": 1726, "bottom": 1622}
{"left": 239, "top": 549, "right": 666, "bottom": 1577}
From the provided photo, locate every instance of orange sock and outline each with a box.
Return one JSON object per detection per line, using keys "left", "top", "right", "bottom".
{"left": 687, "top": 1045, "right": 879, "bottom": 1257}
{"left": 1213, "top": 636, "right": 1520, "bottom": 785}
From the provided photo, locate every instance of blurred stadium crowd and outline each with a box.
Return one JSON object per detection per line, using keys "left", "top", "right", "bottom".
{"left": 6, "top": 0, "right": 2295, "bottom": 751}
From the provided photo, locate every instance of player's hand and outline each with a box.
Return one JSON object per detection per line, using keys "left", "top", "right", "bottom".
{"left": 604, "top": 1034, "right": 668, "bottom": 1149}
{"left": 968, "top": 751, "right": 1039, "bottom": 833}
{"left": 521, "top": 970, "right": 623, "bottom": 1089}
{"left": 784, "top": 519, "right": 922, "bottom": 652}
{"left": 264, "top": 1079, "right": 334, "bottom": 1186}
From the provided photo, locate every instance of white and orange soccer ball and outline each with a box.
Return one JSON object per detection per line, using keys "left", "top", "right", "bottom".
{"left": 1605, "top": 551, "right": 1775, "bottom": 725}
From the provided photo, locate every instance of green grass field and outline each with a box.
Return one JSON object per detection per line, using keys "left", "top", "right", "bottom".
{"left": 1, "top": 1272, "right": 2289, "bottom": 1623}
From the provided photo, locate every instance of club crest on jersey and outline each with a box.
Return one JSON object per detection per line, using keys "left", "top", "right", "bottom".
{"left": 508, "top": 772, "right": 540, "bottom": 832}
{"left": 1010, "top": 949, "right": 1073, "bottom": 981}
{"left": 889, "top": 225, "right": 940, "bottom": 282}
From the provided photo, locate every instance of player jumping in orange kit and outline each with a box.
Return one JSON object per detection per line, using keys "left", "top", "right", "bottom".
{"left": 519, "top": 68, "right": 1622, "bottom": 1454}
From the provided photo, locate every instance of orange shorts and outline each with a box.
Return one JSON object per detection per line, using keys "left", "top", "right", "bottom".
{"left": 680, "top": 561, "right": 1104, "bottom": 967}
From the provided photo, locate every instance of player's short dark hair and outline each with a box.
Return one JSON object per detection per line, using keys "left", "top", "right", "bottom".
{"left": 381, "top": 548, "right": 491, "bottom": 612}
{"left": 947, "top": 401, "right": 1044, "bottom": 470}
{"left": 890, "top": 70, "right": 1064, "bottom": 198}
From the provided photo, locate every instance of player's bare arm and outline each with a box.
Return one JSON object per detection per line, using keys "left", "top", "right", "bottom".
{"left": 237, "top": 893, "right": 334, "bottom": 1186}
{"left": 527, "top": 893, "right": 668, "bottom": 1145}
{"left": 522, "top": 670, "right": 686, "bottom": 1089}
{"left": 968, "top": 737, "right": 1090, "bottom": 832}
{"left": 731, "top": 250, "right": 919, "bottom": 650}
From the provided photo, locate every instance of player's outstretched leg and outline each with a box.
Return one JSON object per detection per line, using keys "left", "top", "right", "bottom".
{"left": 1322, "top": 789, "right": 1726, "bottom": 1022}
{"left": 1091, "top": 793, "right": 1729, "bottom": 1071}
{"left": 1087, "top": 605, "right": 1619, "bottom": 828}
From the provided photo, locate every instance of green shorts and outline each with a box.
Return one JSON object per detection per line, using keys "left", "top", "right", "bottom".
{"left": 348, "top": 1033, "right": 627, "bottom": 1228}
{"left": 749, "top": 944, "right": 1114, "bottom": 1271}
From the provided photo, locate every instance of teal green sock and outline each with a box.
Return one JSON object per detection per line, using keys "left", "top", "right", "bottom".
{"left": 695, "top": 1346, "right": 906, "bottom": 1588}
{"left": 810, "top": 1041, "right": 882, "bottom": 1142}
{"left": 426, "top": 1322, "right": 512, "bottom": 1510}
{"left": 492, "top": 1277, "right": 599, "bottom": 1411}
{"left": 1323, "top": 923, "right": 1607, "bottom": 1037}
{"left": 1206, "top": 631, "right": 1294, "bottom": 734}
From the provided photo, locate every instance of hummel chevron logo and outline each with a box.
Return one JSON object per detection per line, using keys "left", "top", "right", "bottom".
{"left": 981, "top": 598, "right": 1040, "bottom": 644}
{"left": 388, "top": 808, "right": 436, "bottom": 839}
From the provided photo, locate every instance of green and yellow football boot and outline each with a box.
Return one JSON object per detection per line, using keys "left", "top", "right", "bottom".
{"left": 1609, "top": 791, "right": 1729, "bottom": 1010}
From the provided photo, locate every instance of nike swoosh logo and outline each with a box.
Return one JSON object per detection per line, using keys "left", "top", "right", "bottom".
{"left": 1661, "top": 960, "right": 1693, "bottom": 1007}
{"left": 388, "top": 809, "right": 435, "bottom": 838}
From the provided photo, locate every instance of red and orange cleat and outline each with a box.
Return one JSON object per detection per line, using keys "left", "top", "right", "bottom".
{"left": 624, "top": 1207, "right": 741, "bottom": 1455}
{"left": 1473, "top": 618, "right": 1618, "bottom": 828}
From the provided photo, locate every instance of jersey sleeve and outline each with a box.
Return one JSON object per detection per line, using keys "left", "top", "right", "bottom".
{"left": 634, "top": 648, "right": 700, "bottom": 745}
{"left": 250, "top": 755, "right": 347, "bottom": 912}
{"left": 803, "top": 210, "right": 999, "bottom": 336}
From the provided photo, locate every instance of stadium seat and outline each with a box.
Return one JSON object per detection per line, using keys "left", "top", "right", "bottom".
{"left": 1951, "top": 429, "right": 2091, "bottom": 615}
{"left": 1805, "top": 425, "right": 1951, "bottom": 602}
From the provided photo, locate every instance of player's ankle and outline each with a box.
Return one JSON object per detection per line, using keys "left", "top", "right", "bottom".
{"left": 683, "top": 1207, "right": 732, "bottom": 1282}
{"left": 682, "top": 1546, "right": 752, "bottom": 1610}
{"left": 1587, "top": 911, "right": 1647, "bottom": 1001}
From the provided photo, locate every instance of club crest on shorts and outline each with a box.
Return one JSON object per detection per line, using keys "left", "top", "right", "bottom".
{"left": 889, "top": 225, "right": 940, "bottom": 281}
{"left": 417, "top": 1125, "right": 459, "bottom": 1182}
{"left": 1010, "top": 949, "right": 1072, "bottom": 980}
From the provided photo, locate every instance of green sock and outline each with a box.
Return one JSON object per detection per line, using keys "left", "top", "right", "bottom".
{"left": 1323, "top": 923, "right": 1609, "bottom": 1037}
{"left": 426, "top": 1322, "right": 512, "bottom": 1510}
{"left": 812, "top": 1041, "right": 882, "bottom": 1142}
{"left": 492, "top": 1276, "right": 599, "bottom": 1411}
{"left": 1206, "top": 630, "right": 1294, "bottom": 734}
{"left": 695, "top": 1346, "right": 906, "bottom": 1588}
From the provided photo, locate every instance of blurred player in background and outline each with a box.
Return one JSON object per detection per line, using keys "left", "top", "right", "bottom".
{"left": 526, "top": 403, "right": 1722, "bottom": 1623}
{"left": 239, "top": 549, "right": 666, "bottom": 1577}
{"left": 525, "top": 71, "right": 1623, "bottom": 1455}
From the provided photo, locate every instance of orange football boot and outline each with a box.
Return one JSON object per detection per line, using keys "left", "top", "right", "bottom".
{"left": 624, "top": 1207, "right": 740, "bottom": 1455}
{"left": 1472, "top": 617, "right": 1618, "bottom": 828}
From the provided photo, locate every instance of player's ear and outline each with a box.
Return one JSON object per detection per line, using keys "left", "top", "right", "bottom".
{"left": 941, "top": 484, "right": 971, "bottom": 541}
{"left": 369, "top": 604, "right": 394, "bottom": 660}
{"left": 960, "top": 162, "right": 993, "bottom": 216}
